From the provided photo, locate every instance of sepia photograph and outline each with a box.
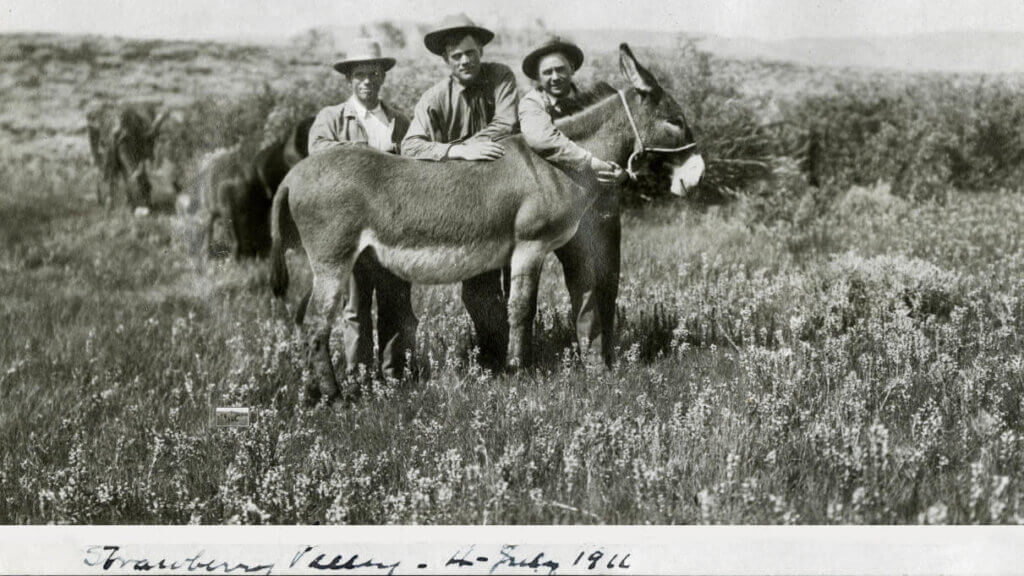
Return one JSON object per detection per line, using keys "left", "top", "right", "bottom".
{"left": 2, "top": 0, "right": 1024, "bottom": 546}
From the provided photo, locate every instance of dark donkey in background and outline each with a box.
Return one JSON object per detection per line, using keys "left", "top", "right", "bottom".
{"left": 86, "top": 103, "right": 170, "bottom": 211}
{"left": 183, "top": 115, "right": 315, "bottom": 260}
{"left": 270, "top": 44, "right": 704, "bottom": 403}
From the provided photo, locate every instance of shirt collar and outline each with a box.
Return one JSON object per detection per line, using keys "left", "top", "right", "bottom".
{"left": 542, "top": 84, "right": 579, "bottom": 109}
{"left": 449, "top": 64, "right": 490, "bottom": 97}
{"left": 346, "top": 95, "right": 385, "bottom": 120}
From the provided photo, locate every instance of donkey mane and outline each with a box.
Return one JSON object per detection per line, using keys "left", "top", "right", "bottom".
{"left": 554, "top": 82, "right": 622, "bottom": 140}
{"left": 567, "top": 81, "right": 618, "bottom": 109}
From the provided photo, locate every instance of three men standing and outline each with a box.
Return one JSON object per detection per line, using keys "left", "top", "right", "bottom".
{"left": 309, "top": 18, "right": 629, "bottom": 383}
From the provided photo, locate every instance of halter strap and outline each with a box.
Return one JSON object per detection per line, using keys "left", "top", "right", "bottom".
{"left": 616, "top": 89, "right": 697, "bottom": 181}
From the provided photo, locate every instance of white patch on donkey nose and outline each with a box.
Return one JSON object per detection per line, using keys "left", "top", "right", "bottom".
{"left": 670, "top": 154, "right": 705, "bottom": 196}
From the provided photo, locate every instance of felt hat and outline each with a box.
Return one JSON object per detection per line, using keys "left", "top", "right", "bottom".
{"left": 333, "top": 38, "right": 396, "bottom": 75}
{"left": 522, "top": 36, "right": 584, "bottom": 80}
{"left": 423, "top": 13, "right": 495, "bottom": 56}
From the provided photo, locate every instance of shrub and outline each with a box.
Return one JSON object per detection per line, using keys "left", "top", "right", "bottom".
{"left": 781, "top": 76, "right": 1024, "bottom": 199}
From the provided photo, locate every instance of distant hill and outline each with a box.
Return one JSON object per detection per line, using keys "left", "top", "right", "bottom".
{"left": 699, "top": 31, "right": 1024, "bottom": 74}
{"left": 290, "top": 24, "right": 1024, "bottom": 75}
{"left": 297, "top": 23, "right": 689, "bottom": 57}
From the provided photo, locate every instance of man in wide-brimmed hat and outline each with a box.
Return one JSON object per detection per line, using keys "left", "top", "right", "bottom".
{"left": 401, "top": 13, "right": 519, "bottom": 371}
{"left": 519, "top": 36, "right": 626, "bottom": 181}
{"left": 518, "top": 36, "right": 626, "bottom": 367}
{"left": 401, "top": 13, "right": 517, "bottom": 161}
{"left": 308, "top": 38, "right": 416, "bottom": 384}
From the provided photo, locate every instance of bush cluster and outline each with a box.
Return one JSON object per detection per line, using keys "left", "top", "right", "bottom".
{"left": 782, "top": 77, "right": 1024, "bottom": 199}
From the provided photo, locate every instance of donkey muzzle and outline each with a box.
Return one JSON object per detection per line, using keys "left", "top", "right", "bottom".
{"left": 670, "top": 154, "right": 705, "bottom": 196}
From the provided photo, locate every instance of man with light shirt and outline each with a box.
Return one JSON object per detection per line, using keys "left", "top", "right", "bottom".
{"left": 308, "top": 38, "right": 416, "bottom": 386}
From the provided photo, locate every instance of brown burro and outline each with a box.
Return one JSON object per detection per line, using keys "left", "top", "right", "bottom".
{"left": 254, "top": 115, "right": 315, "bottom": 201}
{"left": 186, "top": 145, "right": 267, "bottom": 260}
{"left": 86, "top": 103, "right": 170, "bottom": 211}
{"left": 270, "top": 44, "right": 705, "bottom": 404}
{"left": 183, "top": 116, "right": 314, "bottom": 260}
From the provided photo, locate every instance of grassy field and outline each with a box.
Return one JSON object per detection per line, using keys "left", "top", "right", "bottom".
{"left": 2, "top": 32, "right": 1024, "bottom": 524}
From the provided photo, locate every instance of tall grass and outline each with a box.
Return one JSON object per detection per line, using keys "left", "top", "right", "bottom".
{"left": 3, "top": 152, "right": 1024, "bottom": 523}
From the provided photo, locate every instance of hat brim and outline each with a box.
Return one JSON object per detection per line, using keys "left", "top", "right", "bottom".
{"left": 523, "top": 42, "right": 584, "bottom": 80}
{"left": 332, "top": 57, "right": 396, "bottom": 75}
{"left": 424, "top": 26, "right": 495, "bottom": 56}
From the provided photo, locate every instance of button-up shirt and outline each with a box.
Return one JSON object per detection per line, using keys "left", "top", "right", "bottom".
{"left": 347, "top": 96, "right": 393, "bottom": 151}
{"left": 401, "top": 62, "right": 519, "bottom": 161}
{"left": 308, "top": 97, "right": 410, "bottom": 155}
{"left": 519, "top": 85, "right": 592, "bottom": 171}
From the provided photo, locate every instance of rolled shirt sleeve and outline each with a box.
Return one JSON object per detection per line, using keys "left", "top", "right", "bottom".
{"left": 402, "top": 63, "right": 521, "bottom": 161}
{"left": 518, "top": 89, "right": 592, "bottom": 171}
{"left": 400, "top": 88, "right": 456, "bottom": 161}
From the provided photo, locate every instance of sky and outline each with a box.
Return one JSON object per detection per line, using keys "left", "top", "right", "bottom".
{"left": 4, "top": 0, "right": 1024, "bottom": 41}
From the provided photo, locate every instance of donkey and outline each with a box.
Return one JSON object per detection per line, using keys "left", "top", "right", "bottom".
{"left": 271, "top": 44, "right": 704, "bottom": 402}
{"left": 86, "top": 103, "right": 169, "bottom": 211}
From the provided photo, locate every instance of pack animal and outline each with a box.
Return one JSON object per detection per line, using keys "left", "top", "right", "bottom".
{"left": 270, "top": 45, "right": 705, "bottom": 402}
{"left": 181, "top": 117, "right": 315, "bottom": 260}
{"left": 187, "top": 146, "right": 271, "bottom": 260}
{"left": 254, "top": 115, "right": 315, "bottom": 200}
{"left": 86, "top": 103, "right": 169, "bottom": 210}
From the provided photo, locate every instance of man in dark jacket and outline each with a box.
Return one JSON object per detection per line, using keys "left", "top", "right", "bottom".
{"left": 518, "top": 37, "right": 626, "bottom": 367}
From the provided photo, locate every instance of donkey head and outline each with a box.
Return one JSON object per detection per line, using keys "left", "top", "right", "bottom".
{"left": 618, "top": 44, "right": 704, "bottom": 196}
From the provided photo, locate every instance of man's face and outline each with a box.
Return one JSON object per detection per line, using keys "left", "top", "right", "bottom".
{"left": 537, "top": 52, "right": 574, "bottom": 98}
{"left": 348, "top": 63, "right": 385, "bottom": 105}
{"left": 445, "top": 35, "right": 483, "bottom": 84}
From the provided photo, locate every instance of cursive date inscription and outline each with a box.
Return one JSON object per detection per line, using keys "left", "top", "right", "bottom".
{"left": 83, "top": 546, "right": 274, "bottom": 575}
{"left": 490, "top": 545, "right": 560, "bottom": 575}
{"left": 446, "top": 544, "right": 631, "bottom": 575}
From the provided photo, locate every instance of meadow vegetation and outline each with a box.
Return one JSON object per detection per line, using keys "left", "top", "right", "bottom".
{"left": 1, "top": 32, "right": 1024, "bottom": 524}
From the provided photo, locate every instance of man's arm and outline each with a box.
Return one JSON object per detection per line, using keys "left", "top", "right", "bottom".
{"left": 470, "top": 63, "right": 519, "bottom": 142}
{"left": 307, "top": 107, "right": 362, "bottom": 154}
{"left": 400, "top": 89, "right": 456, "bottom": 161}
{"left": 518, "top": 91, "right": 592, "bottom": 171}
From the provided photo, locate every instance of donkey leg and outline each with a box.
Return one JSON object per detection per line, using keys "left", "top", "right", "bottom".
{"left": 507, "top": 243, "right": 545, "bottom": 369}
{"left": 228, "top": 213, "right": 243, "bottom": 261}
{"left": 304, "top": 269, "right": 348, "bottom": 404}
{"left": 106, "top": 178, "right": 120, "bottom": 211}
{"left": 204, "top": 213, "right": 218, "bottom": 259}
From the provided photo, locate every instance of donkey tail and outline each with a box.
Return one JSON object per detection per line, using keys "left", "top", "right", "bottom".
{"left": 269, "top": 185, "right": 291, "bottom": 299}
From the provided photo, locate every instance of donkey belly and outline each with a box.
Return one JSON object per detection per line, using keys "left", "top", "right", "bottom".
{"left": 359, "top": 230, "right": 511, "bottom": 285}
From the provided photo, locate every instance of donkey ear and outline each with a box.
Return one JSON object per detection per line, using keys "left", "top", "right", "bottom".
{"left": 619, "top": 43, "right": 660, "bottom": 94}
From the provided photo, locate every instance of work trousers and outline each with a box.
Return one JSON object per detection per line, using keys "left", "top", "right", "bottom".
{"left": 461, "top": 266, "right": 511, "bottom": 371}
{"left": 554, "top": 189, "right": 621, "bottom": 367}
{"left": 343, "top": 252, "right": 418, "bottom": 380}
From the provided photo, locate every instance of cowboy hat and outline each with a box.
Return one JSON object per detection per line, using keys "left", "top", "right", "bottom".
{"left": 423, "top": 13, "right": 495, "bottom": 56}
{"left": 522, "top": 36, "right": 584, "bottom": 80}
{"left": 332, "top": 38, "right": 396, "bottom": 75}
